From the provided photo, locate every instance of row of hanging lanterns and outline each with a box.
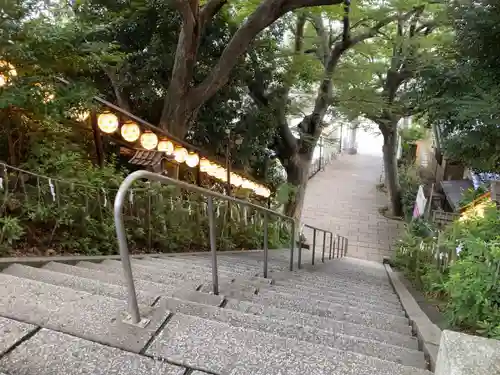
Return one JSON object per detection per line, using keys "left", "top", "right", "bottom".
{"left": 199, "top": 158, "right": 271, "bottom": 197}
{"left": 95, "top": 110, "right": 271, "bottom": 197}
{"left": 0, "top": 62, "right": 272, "bottom": 199}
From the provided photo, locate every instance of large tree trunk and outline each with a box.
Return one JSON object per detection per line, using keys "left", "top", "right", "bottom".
{"left": 382, "top": 129, "right": 403, "bottom": 217}
{"left": 284, "top": 151, "right": 313, "bottom": 221}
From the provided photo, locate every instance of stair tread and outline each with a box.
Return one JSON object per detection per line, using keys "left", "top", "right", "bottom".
{"left": 4, "top": 263, "right": 158, "bottom": 306}
{"left": 226, "top": 298, "right": 417, "bottom": 349}
{"left": 264, "top": 283, "right": 403, "bottom": 309}
{"left": 0, "top": 328, "right": 184, "bottom": 375}
{"left": 231, "top": 290, "right": 410, "bottom": 334}
{"left": 43, "top": 261, "right": 201, "bottom": 295}
{"left": 0, "top": 316, "right": 37, "bottom": 356}
{"left": 0, "top": 273, "right": 168, "bottom": 353}
{"left": 256, "top": 288, "right": 405, "bottom": 317}
{"left": 160, "top": 297, "right": 425, "bottom": 368}
{"left": 146, "top": 313, "right": 431, "bottom": 375}
{"left": 135, "top": 258, "right": 257, "bottom": 278}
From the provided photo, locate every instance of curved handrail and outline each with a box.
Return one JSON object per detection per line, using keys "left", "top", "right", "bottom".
{"left": 114, "top": 170, "right": 296, "bottom": 324}
{"left": 114, "top": 170, "right": 347, "bottom": 325}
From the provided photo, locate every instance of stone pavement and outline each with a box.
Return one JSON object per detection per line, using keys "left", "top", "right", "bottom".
{"left": 301, "top": 152, "right": 404, "bottom": 262}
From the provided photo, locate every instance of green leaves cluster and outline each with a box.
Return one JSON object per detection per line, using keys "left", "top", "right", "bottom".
{"left": 418, "top": 0, "right": 500, "bottom": 172}
{"left": 395, "top": 205, "right": 500, "bottom": 338}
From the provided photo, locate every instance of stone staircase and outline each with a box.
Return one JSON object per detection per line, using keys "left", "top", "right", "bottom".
{"left": 0, "top": 249, "right": 431, "bottom": 375}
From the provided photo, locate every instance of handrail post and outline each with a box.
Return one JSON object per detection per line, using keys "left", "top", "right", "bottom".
{"left": 298, "top": 239, "right": 302, "bottom": 270}
{"left": 329, "top": 232, "right": 333, "bottom": 260}
{"left": 289, "top": 220, "right": 295, "bottom": 271}
{"left": 322, "top": 231, "right": 326, "bottom": 263}
{"left": 336, "top": 234, "right": 340, "bottom": 258}
{"left": 263, "top": 212, "right": 269, "bottom": 278}
{"left": 341, "top": 236, "right": 345, "bottom": 257}
{"left": 207, "top": 196, "right": 219, "bottom": 295}
{"left": 114, "top": 171, "right": 142, "bottom": 325}
{"left": 344, "top": 237, "right": 349, "bottom": 256}
{"left": 312, "top": 228, "right": 316, "bottom": 265}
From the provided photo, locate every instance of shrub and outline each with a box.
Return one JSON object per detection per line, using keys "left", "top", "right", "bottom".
{"left": 394, "top": 204, "right": 500, "bottom": 338}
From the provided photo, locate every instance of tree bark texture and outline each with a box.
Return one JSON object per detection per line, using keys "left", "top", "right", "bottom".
{"left": 382, "top": 128, "right": 402, "bottom": 217}
{"left": 283, "top": 151, "right": 314, "bottom": 221}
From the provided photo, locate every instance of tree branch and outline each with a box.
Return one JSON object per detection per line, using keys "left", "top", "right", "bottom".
{"left": 200, "top": 0, "right": 227, "bottom": 29}
{"left": 190, "top": 0, "right": 343, "bottom": 111}
{"left": 103, "top": 66, "right": 130, "bottom": 111}
{"left": 309, "top": 14, "right": 329, "bottom": 66}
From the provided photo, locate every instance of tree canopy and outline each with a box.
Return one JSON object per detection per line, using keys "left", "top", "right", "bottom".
{"left": 418, "top": 0, "right": 500, "bottom": 172}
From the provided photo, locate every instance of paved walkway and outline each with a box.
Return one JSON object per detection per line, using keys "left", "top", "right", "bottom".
{"left": 301, "top": 150, "right": 404, "bottom": 263}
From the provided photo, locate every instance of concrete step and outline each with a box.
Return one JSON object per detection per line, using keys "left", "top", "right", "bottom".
{"left": 3, "top": 263, "right": 158, "bottom": 306}
{"left": 0, "top": 328, "right": 185, "bottom": 375}
{"left": 146, "top": 255, "right": 263, "bottom": 274}
{"left": 160, "top": 297, "right": 426, "bottom": 368}
{"left": 275, "top": 271, "right": 395, "bottom": 293}
{"left": 5, "top": 262, "right": 223, "bottom": 308}
{"left": 256, "top": 287, "right": 405, "bottom": 317}
{"left": 261, "top": 282, "right": 403, "bottom": 311}
{"left": 43, "top": 261, "right": 201, "bottom": 296}
{"left": 229, "top": 289, "right": 411, "bottom": 335}
{"left": 226, "top": 298, "right": 417, "bottom": 350}
{"left": 146, "top": 313, "right": 431, "bottom": 375}
{"left": 77, "top": 260, "right": 214, "bottom": 286}
{"left": 0, "top": 273, "right": 169, "bottom": 353}
{"left": 134, "top": 258, "right": 257, "bottom": 279}
{"left": 0, "top": 316, "right": 37, "bottom": 356}
{"left": 93, "top": 259, "right": 271, "bottom": 291}
{"left": 276, "top": 278, "right": 401, "bottom": 304}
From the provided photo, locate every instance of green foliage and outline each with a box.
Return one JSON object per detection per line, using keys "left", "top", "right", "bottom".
{"left": 395, "top": 205, "right": 500, "bottom": 338}
{"left": 0, "top": 163, "right": 291, "bottom": 256}
{"left": 417, "top": 0, "right": 500, "bottom": 172}
{"left": 400, "top": 126, "right": 425, "bottom": 144}
{"left": 0, "top": 216, "right": 24, "bottom": 251}
{"left": 458, "top": 186, "right": 488, "bottom": 209}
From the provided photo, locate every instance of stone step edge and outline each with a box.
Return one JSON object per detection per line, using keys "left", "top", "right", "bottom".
{"left": 384, "top": 262, "right": 442, "bottom": 372}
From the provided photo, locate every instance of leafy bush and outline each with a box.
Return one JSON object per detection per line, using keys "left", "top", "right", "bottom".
{"left": 458, "top": 185, "right": 488, "bottom": 209}
{"left": 394, "top": 205, "right": 500, "bottom": 338}
{"left": 400, "top": 126, "right": 426, "bottom": 144}
{"left": 0, "top": 118, "right": 290, "bottom": 256}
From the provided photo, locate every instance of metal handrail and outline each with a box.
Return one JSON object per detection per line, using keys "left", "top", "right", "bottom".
{"left": 114, "top": 170, "right": 297, "bottom": 324}
{"left": 300, "top": 224, "right": 349, "bottom": 268}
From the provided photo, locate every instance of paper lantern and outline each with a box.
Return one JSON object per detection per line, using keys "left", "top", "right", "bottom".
{"left": 200, "top": 158, "right": 211, "bottom": 172}
{"left": 97, "top": 111, "right": 119, "bottom": 134}
{"left": 173, "top": 147, "right": 188, "bottom": 163}
{"left": 121, "top": 121, "right": 141, "bottom": 142}
{"left": 185, "top": 152, "right": 200, "bottom": 168}
{"left": 231, "top": 173, "right": 243, "bottom": 187}
{"left": 140, "top": 131, "right": 159, "bottom": 150}
{"left": 157, "top": 139, "right": 174, "bottom": 154}
{"left": 0, "top": 61, "right": 17, "bottom": 87}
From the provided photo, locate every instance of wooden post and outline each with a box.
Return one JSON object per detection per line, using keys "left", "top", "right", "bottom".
{"left": 225, "top": 137, "right": 232, "bottom": 197}
{"left": 90, "top": 110, "right": 105, "bottom": 167}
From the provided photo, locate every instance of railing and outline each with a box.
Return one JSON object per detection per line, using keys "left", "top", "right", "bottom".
{"left": 299, "top": 224, "right": 348, "bottom": 268}
{"left": 308, "top": 148, "right": 339, "bottom": 180}
{"left": 114, "top": 170, "right": 298, "bottom": 325}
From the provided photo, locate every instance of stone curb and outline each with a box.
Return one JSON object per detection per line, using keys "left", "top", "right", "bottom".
{"left": 384, "top": 263, "right": 442, "bottom": 371}
{"left": 0, "top": 249, "right": 267, "bottom": 270}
